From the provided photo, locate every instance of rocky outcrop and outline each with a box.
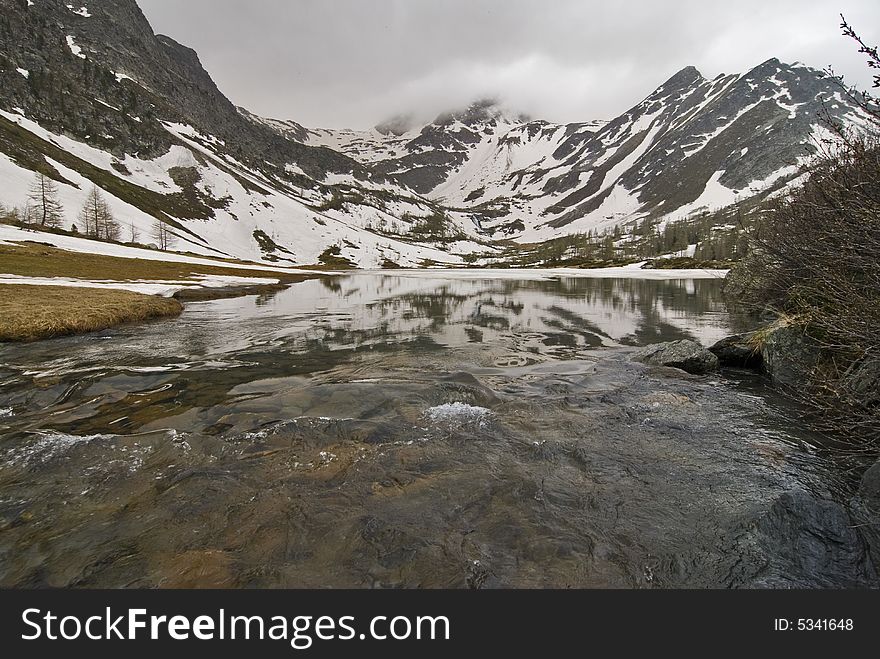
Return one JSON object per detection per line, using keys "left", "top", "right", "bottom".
{"left": 761, "top": 323, "right": 822, "bottom": 389}
{"left": 746, "top": 488, "right": 877, "bottom": 588}
{"left": 850, "top": 460, "right": 880, "bottom": 570}
{"left": 632, "top": 339, "right": 720, "bottom": 374}
{"left": 843, "top": 359, "right": 880, "bottom": 407}
{"left": 710, "top": 333, "right": 763, "bottom": 368}
{"left": 0, "top": 0, "right": 361, "bottom": 178}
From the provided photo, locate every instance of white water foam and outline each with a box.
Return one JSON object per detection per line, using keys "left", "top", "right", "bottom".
{"left": 424, "top": 402, "right": 493, "bottom": 429}
{"left": 4, "top": 431, "right": 106, "bottom": 467}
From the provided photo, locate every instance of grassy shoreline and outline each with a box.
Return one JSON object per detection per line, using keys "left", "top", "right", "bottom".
{"left": 0, "top": 241, "right": 320, "bottom": 342}
{"left": 0, "top": 284, "right": 184, "bottom": 342}
{"left": 0, "top": 242, "right": 311, "bottom": 283}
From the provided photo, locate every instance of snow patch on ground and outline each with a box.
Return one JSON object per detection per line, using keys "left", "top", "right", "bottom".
{"left": 0, "top": 225, "right": 329, "bottom": 275}
{"left": 0, "top": 408, "right": 13, "bottom": 419}
{"left": 661, "top": 171, "right": 741, "bottom": 225}
{"left": 0, "top": 273, "right": 281, "bottom": 297}
{"left": 379, "top": 266, "right": 727, "bottom": 281}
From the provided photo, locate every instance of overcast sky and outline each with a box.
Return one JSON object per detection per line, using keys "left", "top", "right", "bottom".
{"left": 136, "top": 0, "right": 880, "bottom": 130}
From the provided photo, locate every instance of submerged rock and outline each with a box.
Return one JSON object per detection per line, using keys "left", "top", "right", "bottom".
{"left": 633, "top": 339, "right": 720, "bottom": 374}
{"left": 710, "top": 333, "right": 763, "bottom": 368}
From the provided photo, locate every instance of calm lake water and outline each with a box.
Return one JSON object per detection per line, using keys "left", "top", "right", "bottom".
{"left": 0, "top": 272, "right": 871, "bottom": 587}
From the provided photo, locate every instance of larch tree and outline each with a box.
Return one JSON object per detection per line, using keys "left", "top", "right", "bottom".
{"left": 78, "top": 185, "right": 119, "bottom": 240}
{"left": 28, "top": 172, "right": 64, "bottom": 228}
{"left": 151, "top": 219, "right": 175, "bottom": 251}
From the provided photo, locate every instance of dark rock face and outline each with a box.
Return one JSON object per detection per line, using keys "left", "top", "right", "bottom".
{"left": 0, "top": 0, "right": 360, "bottom": 179}
{"left": 843, "top": 359, "right": 880, "bottom": 407}
{"left": 710, "top": 333, "right": 763, "bottom": 368}
{"left": 535, "top": 59, "right": 863, "bottom": 229}
{"left": 851, "top": 460, "right": 880, "bottom": 570}
{"left": 371, "top": 99, "right": 527, "bottom": 194}
{"left": 761, "top": 324, "right": 821, "bottom": 389}
{"left": 746, "top": 488, "right": 877, "bottom": 588}
{"left": 633, "top": 339, "right": 720, "bottom": 374}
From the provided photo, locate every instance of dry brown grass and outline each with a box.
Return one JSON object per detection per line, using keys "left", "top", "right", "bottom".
{"left": 0, "top": 284, "right": 183, "bottom": 342}
{"left": 0, "top": 242, "right": 310, "bottom": 283}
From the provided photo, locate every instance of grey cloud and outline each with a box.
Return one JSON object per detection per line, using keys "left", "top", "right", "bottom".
{"left": 136, "top": 0, "right": 880, "bottom": 129}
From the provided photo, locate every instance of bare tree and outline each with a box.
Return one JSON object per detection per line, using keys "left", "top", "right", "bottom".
{"left": 128, "top": 222, "right": 139, "bottom": 244}
{"left": 28, "top": 173, "right": 64, "bottom": 228}
{"left": 18, "top": 201, "right": 32, "bottom": 225}
{"left": 151, "top": 219, "right": 175, "bottom": 251}
{"left": 78, "top": 185, "right": 119, "bottom": 240}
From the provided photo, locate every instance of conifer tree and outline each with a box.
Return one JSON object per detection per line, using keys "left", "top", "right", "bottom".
{"left": 78, "top": 185, "right": 118, "bottom": 240}
{"left": 28, "top": 172, "right": 64, "bottom": 228}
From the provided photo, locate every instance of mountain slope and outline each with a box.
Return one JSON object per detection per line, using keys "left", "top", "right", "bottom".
{"left": 0, "top": 0, "right": 872, "bottom": 268}
{"left": 0, "top": 0, "right": 486, "bottom": 267}
{"left": 307, "top": 61, "right": 869, "bottom": 243}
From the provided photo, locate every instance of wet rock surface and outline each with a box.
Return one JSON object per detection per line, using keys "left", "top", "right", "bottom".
{"left": 0, "top": 274, "right": 874, "bottom": 588}
{"left": 743, "top": 489, "right": 876, "bottom": 587}
{"left": 710, "top": 333, "right": 763, "bottom": 368}
{"left": 761, "top": 323, "right": 821, "bottom": 389}
{"left": 633, "top": 339, "right": 720, "bottom": 374}
{"left": 0, "top": 351, "right": 873, "bottom": 588}
{"left": 850, "top": 460, "right": 880, "bottom": 569}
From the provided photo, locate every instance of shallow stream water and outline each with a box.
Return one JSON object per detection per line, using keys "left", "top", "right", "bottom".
{"left": 0, "top": 272, "right": 874, "bottom": 587}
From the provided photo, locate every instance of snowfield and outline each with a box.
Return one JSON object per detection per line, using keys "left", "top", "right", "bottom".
{"left": 0, "top": 110, "right": 477, "bottom": 269}
{"left": 0, "top": 224, "right": 330, "bottom": 276}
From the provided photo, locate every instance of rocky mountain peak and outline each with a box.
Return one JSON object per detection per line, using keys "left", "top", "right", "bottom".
{"left": 433, "top": 98, "right": 530, "bottom": 129}
{"left": 656, "top": 65, "right": 706, "bottom": 93}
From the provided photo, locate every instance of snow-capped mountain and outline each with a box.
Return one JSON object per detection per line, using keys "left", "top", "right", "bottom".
{"left": 0, "top": 0, "right": 871, "bottom": 267}
{"left": 304, "top": 62, "right": 870, "bottom": 243}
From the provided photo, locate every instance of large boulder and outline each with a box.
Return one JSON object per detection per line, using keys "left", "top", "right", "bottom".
{"left": 710, "top": 333, "right": 763, "bottom": 368}
{"left": 850, "top": 460, "right": 880, "bottom": 570}
{"left": 633, "top": 340, "right": 720, "bottom": 374}
{"left": 749, "top": 488, "right": 877, "bottom": 587}
{"left": 761, "top": 323, "right": 821, "bottom": 389}
{"left": 843, "top": 359, "right": 880, "bottom": 407}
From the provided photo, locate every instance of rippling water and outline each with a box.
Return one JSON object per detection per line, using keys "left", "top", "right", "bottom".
{"left": 0, "top": 272, "right": 869, "bottom": 587}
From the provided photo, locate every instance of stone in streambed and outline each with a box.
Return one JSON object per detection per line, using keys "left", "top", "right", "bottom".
{"left": 710, "top": 333, "right": 763, "bottom": 368}
{"left": 632, "top": 340, "right": 720, "bottom": 375}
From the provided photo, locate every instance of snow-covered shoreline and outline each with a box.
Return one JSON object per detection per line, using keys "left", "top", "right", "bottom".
{"left": 0, "top": 273, "right": 282, "bottom": 297}
{"left": 369, "top": 264, "right": 729, "bottom": 281}
{"left": 0, "top": 224, "right": 334, "bottom": 276}
{"left": 1, "top": 225, "right": 728, "bottom": 289}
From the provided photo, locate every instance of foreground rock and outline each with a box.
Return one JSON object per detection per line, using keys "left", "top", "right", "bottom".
{"left": 745, "top": 488, "right": 876, "bottom": 588}
{"left": 2, "top": 341, "right": 875, "bottom": 588}
{"left": 843, "top": 359, "right": 880, "bottom": 407}
{"left": 761, "top": 322, "right": 822, "bottom": 388}
{"left": 850, "top": 460, "right": 880, "bottom": 570}
{"left": 710, "top": 333, "right": 763, "bottom": 368}
{"left": 633, "top": 339, "right": 720, "bottom": 374}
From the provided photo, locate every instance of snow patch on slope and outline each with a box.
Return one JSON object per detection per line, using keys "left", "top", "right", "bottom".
{"left": 66, "top": 35, "right": 85, "bottom": 59}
